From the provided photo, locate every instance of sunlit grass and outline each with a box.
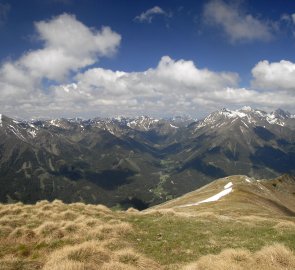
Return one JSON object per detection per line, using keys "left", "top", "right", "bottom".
{"left": 0, "top": 201, "right": 294, "bottom": 269}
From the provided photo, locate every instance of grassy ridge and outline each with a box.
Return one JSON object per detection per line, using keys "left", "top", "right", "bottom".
{"left": 0, "top": 200, "right": 295, "bottom": 269}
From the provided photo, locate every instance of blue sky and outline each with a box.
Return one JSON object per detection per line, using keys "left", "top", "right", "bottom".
{"left": 0, "top": 0, "right": 295, "bottom": 118}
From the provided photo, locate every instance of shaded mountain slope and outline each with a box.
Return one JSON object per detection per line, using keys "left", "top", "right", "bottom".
{"left": 0, "top": 107, "right": 294, "bottom": 208}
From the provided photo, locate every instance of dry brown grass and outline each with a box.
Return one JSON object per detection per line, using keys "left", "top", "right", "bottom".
{"left": 0, "top": 255, "right": 43, "bottom": 270}
{"left": 1, "top": 200, "right": 294, "bottom": 270}
{"left": 43, "top": 260, "right": 85, "bottom": 270}
{"left": 126, "top": 207, "right": 140, "bottom": 213}
{"left": 87, "top": 222, "right": 133, "bottom": 241}
{"left": 273, "top": 221, "right": 295, "bottom": 231}
{"left": 43, "top": 241, "right": 162, "bottom": 270}
{"left": 0, "top": 201, "right": 159, "bottom": 270}
{"left": 182, "top": 244, "right": 295, "bottom": 270}
{"left": 238, "top": 215, "right": 271, "bottom": 223}
{"left": 115, "top": 248, "right": 161, "bottom": 269}
{"left": 43, "top": 241, "right": 111, "bottom": 269}
{"left": 101, "top": 262, "right": 137, "bottom": 270}
{"left": 254, "top": 244, "right": 295, "bottom": 269}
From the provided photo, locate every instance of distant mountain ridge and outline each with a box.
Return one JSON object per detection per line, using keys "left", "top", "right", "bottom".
{"left": 0, "top": 107, "right": 294, "bottom": 209}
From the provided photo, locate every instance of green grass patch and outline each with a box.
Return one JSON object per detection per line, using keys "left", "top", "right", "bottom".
{"left": 126, "top": 214, "right": 295, "bottom": 265}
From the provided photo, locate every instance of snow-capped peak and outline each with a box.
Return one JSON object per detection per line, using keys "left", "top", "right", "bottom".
{"left": 219, "top": 108, "right": 247, "bottom": 119}
{"left": 195, "top": 106, "right": 293, "bottom": 130}
{"left": 221, "top": 107, "right": 291, "bottom": 126}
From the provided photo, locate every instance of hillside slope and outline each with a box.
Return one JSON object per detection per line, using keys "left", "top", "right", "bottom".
{"left": 0, "top": 179, "right": 295, "bottom": 269}
{"left": 152, "top": 174, "right": 295, "bottom": 217}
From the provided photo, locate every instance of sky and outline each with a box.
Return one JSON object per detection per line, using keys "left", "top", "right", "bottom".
{"left": 0, "top": 0, "right": 295, "bottom": 119}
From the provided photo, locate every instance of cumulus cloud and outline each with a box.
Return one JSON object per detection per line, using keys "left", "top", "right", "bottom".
{"left": 46, "top": 56, "right": 294, "bottom": 118}
{"left": 203, "top": 0, "right": 273, "bottom": 42}
{"left": 21, "top": 14, "right": 120, "bottom": 81}
{"left": 0, "top": 13, "right": 122, "bottom": 118}
{"left": 78, "top": 56, "right": 238, "bottom": 96}
{"left": 251, "top": 60, "right": 295, "bottom": 91}
{"left": 1, "top": 53, "right": 295, "bottom": 118}
{"left": 0, "top": 13, "right": 294, "bottom": 118}
{"left": 134, "top": 6, "right": 169, "bottom": 23}
{"left": 0, "top": 13, "right": 121, "bottom": 102}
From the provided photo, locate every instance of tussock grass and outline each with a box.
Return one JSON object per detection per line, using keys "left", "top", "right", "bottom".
{"left": 182, "top": 244, "right": 295, "bottom": 270}
{"left": 43, "top": 260, "right": 85, "bottom": 270}
{"left": 115, "top": 248, "right": 161, "bottom": 269}
{"left": 126, "top": 207, "right": 140, "bottom": 213}
{"left": 0, "top": 200, "right": 294, "bottom": 269}
{"left": 0, "top": 225, "right": 13, "bottom": 238}
{"left": 274, "top": 221, "right": 295, "bottom": 231}
{"left": 101, "top": 262, "right": 137, "bottom": 270}
{"left": 88, "top": 222, "right": 133, "bottom": 241}
{"left": 0, "top": 201, "right": 145, "bottom": 269}
{"left": 43, "top": 241, "right": 110, "bottom": 269}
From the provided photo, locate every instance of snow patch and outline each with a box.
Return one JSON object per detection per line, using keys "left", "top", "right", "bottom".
{"left": 170, "top": 123, "right": 179, "bottom": 129}
{"left": 50, "top": 120, "right": 62, "bottom": 127}
{"left": 241, "top": 120, "right": 249, "bottom": 128}
{"left": 0, "top": 114, "right": 2, "bottom": 127}
{"left": 8, "top": 124, "right": 26, "bottom": 141}
{"left": 28, "top": 129, "right": 37, "bottom": 138}
{"left": 220, "top": 109, "right": 247, "bottom": 119}
{"left": 179, "top": 182, "right": 233, "bottom": 208}
{"left": 28, "top": 123, "right": 38, "bottom": 130}
{"left": 266, "top": 114, "right": 285, "bottom": 126}
{"left": 179, "top": 187, "right": 233, "bottom": 207}
{"left": 243, "top": 176, "right": 255, "bottom": 183}
{"left": 224, "top": 182, "right": 233, "bottom": 189}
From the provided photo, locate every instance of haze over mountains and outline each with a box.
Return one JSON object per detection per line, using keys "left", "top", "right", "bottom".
{"left": 0, "top": 106, "right": 294, "bottom": 209}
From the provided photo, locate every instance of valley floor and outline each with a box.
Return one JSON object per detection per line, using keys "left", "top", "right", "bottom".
{"left": 0, "top": 200, "right": 295, "bottom": 269}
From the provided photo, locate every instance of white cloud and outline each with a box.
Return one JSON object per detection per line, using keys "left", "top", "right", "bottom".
{"left": 203, "top": 0, "right": 273, "bottom": 42}
{"left": 1, "top": 50, "right": 295, "bottom": 118}
{"left": 0, "top": 13, "right": 120, "bottom": 106}
{"left": 46, "top": 56, "right": 294, "bottom": 118}
{"left": 75, "top": 56, "right": 239, "bottom": 96}
{"left": 0, "top": 13, "right": 294, "bottom": 118}
{"left": 0, "top": 13, "right": 122, "bottom": 118}
{"left": 251, "top": 60, "right": 295, "bottom": 92}
{"left": 135, "top": 6, "right": 169, "bottom": 23}
{"left": 25, "top": 56, "right": 238, "bottom": 117}
{"left": 0, "top": 13, "right": 121, "bottom": 87}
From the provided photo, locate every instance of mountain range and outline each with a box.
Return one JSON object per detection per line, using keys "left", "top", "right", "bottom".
{"left": 0, "top": 107, "right": 294, "bottom": 209}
